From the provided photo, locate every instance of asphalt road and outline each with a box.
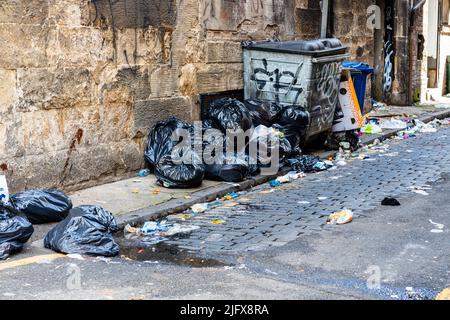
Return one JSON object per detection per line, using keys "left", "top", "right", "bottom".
{"left": 0, "top": 127, "right": 449, "bottom": 300}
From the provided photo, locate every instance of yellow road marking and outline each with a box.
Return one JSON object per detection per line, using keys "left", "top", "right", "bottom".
{"left": 436, "top": 288, "right": 450, "bottom": 300}
{"left": 0, "top": 254, "right": 65, "bottom": 272}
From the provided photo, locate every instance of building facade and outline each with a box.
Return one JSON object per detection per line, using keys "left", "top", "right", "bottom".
{"left": 0, "top": 0, "right": 448, "bottom": 193}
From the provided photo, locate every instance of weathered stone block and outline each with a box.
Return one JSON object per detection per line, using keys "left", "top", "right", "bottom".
{"left": 17, "top": 68, "right": 93, "bottom": 111}
{"left": 48, "top": 26, "right": 108, "bottom": 67}
{"left": 0, "top": 0, "right": 48, "bottom": 24}
{"left": 196, "top": 64, "right": 243, "bottom": 94}
{"left": 206, "top": 42, "right": 242, "bottom": 64}
{"left": 0, "top": 69, "right": 17, "bottom": 108}
{"left": 134, "top": 97, "right": 192, "bottom": 131}
{"left": 0, "top": 24, "right": 49, "bottom": 68}
{"left": 48, "top": 0, "right": 90, "bottom": 26}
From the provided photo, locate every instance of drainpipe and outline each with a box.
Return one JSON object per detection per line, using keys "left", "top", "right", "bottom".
{"left": 321, "top": 0, "right": 329, "bottom": 38}
{"left": 408, "top": 0, "right": 427, "bottom": 105}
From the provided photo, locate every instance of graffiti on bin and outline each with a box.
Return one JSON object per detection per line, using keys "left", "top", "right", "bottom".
{"left": 309, "top": 62, "right": 341, "bottom": 132}
{"left": 315, "top": 62, "right": 341, "bottom": 107}
{"left": 250, "top": 58, "right": 304, "bottom": 104}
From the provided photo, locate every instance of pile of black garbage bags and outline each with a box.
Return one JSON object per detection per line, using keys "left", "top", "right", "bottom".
{"left": 0, "top": 189, "right": 119, "bottom": 260}
{"left": 144, "top": 97, "right": 325, "bottom": 188}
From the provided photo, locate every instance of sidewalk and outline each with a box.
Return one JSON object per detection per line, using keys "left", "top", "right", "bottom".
{"left": 68, "top": 105, "right": 450, "bottom": 228}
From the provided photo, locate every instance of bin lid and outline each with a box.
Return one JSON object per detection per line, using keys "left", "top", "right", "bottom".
{"left": 242, "top": 38, "right": 347, "bottom": 57}
{"left": 342, "top": 61, "right": 374, "bottom": 73}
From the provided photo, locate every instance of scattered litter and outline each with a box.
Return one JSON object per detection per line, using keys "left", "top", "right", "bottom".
{"left": 335, "top": 151, "right": 347, "bottom": 166}
{"left": 67, "top": 253, "right": 85, "bottom": 261}
{"left": 222, "top": 202, "right": 239, "bottom": 208}
{"left": 361, "top": 123, "right": 382, "bottom": 134}
{"left": 327, "top": 209, "right": 353, "bottom": 225}
{"left": 223, "top": 192, "right": 240, "bottom": 200}
{"left": 124, "top": 224, "right": 140, "bottom": 235}
{"left": 269, "top": 180, "right": 283, "bottom": 187}
{"left": 287, "top": 155, "right": 333, "bottom": 173}
{"left": 161, "top": 224, "right": 200, "bottom": 236}
{"left": 138, "top": 169, "right": 150, "bottom": 177}
{"left": 184, "top": 195, "right": 192, "bottom": 199}
{"left": 152, "top": 188, "right": 161, "bottom": 195}
{"left": 141, "top": 221, "right": 169, "bottom": 235}
{"left": 259, "top": 189, "right": 276, "bottom": 194}
{"left": 381, "top": 197, "right": 401, "bottom": 206}
{"left": 191, "top": 203, "right": 209, "bottom": 213}
{"left": 429, "top": 220, "right": 444, "bottom": 233}
{"left": 380, "top": 118, "right": 408, "bottom": 130}
{"left": 210, "top": 219, "right": 226, "bottom": 225}
{"left": 131, "top": 188, "right": 140, "bottom": 194}
{"left": 412, "top": 189, "right": 429, "bottom": 196}
{"left": 178, "top": 214, "right": 192, "bottom": 220}
{"left": 133, "top": 179, "right": 142, "bottom": 183}
{"left": 265, "top": 269, "right": 279, "bottom": 275}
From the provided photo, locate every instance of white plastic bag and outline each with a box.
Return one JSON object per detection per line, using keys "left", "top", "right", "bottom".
{"left": 0, "top": 174, "right": 9, "bottom": 203}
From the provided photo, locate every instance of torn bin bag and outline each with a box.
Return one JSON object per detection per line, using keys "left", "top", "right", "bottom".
{"left": 10, "top": 189, "right": 72, "bottom": 224}
{"left": 0, "top": 207, "right": 34, "bottom": 260}
{"left": 44, "top": 205, "right": 119, "bottom": 257}
{"left": 244, "top": 99, "right": 282, "bottom": 127}
{"left": 144, "top": 117, "right": 194, "bottom": 168}
{"left": 155, "top": 148, "right": 205, "bottom": 188}
{"left": 206, "top": 98, "right": 253, "bottom": 132}
{"left": 275, "top": 105, "right": 310, "bottom": 148}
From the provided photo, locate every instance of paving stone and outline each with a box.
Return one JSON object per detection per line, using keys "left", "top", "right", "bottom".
{"left": 160, "top": 126, "right": 450, "bottom": 253}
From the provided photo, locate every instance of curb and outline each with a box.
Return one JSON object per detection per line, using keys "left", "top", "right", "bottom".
{"left": 116, "top": 108, "right": 450, "bottom": 228}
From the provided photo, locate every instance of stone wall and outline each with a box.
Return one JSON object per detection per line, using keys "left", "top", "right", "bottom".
{"left": 0, "top": 0, "right": 377, "bottom": 193}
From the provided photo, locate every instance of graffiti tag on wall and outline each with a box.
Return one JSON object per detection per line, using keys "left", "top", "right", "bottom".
{"left": 383, "top": 0, "right": 396, "bottom": 95}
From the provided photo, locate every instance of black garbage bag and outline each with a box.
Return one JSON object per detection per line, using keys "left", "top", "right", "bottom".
{"left": 44, "top": 205, "right": 119, "bottom": 257}
{"left": 10, "top": 189, "right": 72, "bottom": 225}
{"left": 275, "top": 105, "right": 310, "bottom": 148}
{"left": 144, "top": 117, "right": 194, "bottom": 169}
{"left": 287, "top": 155, "right": 332, "bottom": 173}
{"left": 205, "top": 154, "right": 251, "bottom": 182}
{"left": 206, "top": 98, "right": 253, "bottom": 133}
{"left": 155, "top": 147, "right": 205, "bottom": 188}
{"left": 244, "top": 99, "right": 283, "bottom": 127}
{"left": 0, "top": 206, "right": 34, "bottom": 260}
